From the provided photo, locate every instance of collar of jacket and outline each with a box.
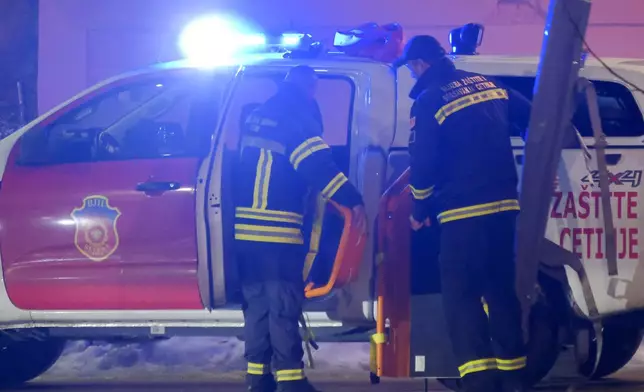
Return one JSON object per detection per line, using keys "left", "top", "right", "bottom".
{"left": 277, "top": 83, "right": 322, "bottom": 123}
{"left": 409, "top": 57, "right": 457, "bottom": 100}
{"left": 278, "top": 82, "right": 313, "bottom": 108}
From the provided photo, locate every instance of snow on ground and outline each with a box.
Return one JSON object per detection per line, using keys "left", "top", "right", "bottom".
{"left": 45, "top": 338, "right": 370, "bottom": 379}
{"left": 43, "top": 336, "right": 644, "bottom": 380}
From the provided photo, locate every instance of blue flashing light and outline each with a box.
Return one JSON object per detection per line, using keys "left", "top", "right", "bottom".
{"left": 281, "top": 33, "right": 304, "bottom": 47}
{"left": 179, "top": 15, "right": 267, "bottom": 66}
{"left": 179, "top": 15, "right": 322, "bottom": 65}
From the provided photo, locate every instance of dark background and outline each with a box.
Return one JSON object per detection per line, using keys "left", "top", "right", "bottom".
{"left": 0, "top": 0, "right": 38, "bottom": 137}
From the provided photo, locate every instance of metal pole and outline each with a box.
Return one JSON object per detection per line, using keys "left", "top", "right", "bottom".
{"left": 515, "top": 0, "right": 592, "bottom": 332}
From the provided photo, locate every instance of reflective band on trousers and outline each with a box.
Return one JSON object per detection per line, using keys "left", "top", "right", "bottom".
{"left": 234, "top": 224, "right": 304, "bottom": 244}
{"left": 247, "top": 362, "right": 270, "bottom": 375}
{"left": 458, "top": 356, "right": 527, "bottom": 377}
{"left": 235, "top": 207, "right": 304, "bottom": 226}
{"left": 458, "top": 358, "right": 497, "bottom": 377}
{"left": 497, "top": 356, "right": 527, "bottom": 371}
{"left": 437, "top": 199, "right": 520, "bottom": 224}
{"left": 276, "top": 369, "right": 304, "bottom": 382}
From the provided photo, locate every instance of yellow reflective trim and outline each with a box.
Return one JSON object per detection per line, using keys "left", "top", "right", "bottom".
{"left": 235, "top": 234, "right": 303, "bottom": 244}
{"left": 292, "top": 143, "right": 330, "bottom": 170}
{"left": 371, "top": 333, "right": 386, "bottom": 344}
{"left": 321, "top": 172, "right": 348, "bottom": 200}
{"left": 235, "top": 207, "right": 304, "bottom": 225}
{"left": 252, "top": 149, "right": 273, "bottom": 210}
{"left": 482, "top": 297, "right": 489, "bottom": 317}
{"left": 235, "top": 224, "right": 301, "bottom": 234}
{"left": 251, "top": 149, "right": 266, "bottom": 209}
{"left": 458, "top": 358, "right": 497, "bottom": 378}
{"left": 247, "top": 362, "right": 269, "bottom": 375}
{"left": 261, "top": 151, "right": 273, "bottom": 209}
{"left": 290, "top": 137, "right": 328, "bottom": 168}
{"left": 497, "top": 357, "right": 527, "bottom": 371}
{"left": 276, "top": 369, "right": 304, "bottom": 382}
{"left": 234, "top": 224, "right": 304, "bottom": 245}
{"left": 409, "top": 185, "right": 434, "bottom": 200}
{"left": 303, "top": 195, "right": 326, "bottom": 280}
{"left": 438, "top": 199, "right": 520, "bottom": 224}
{"left": 435, "top": 88, "right": 509, "bottom": 125}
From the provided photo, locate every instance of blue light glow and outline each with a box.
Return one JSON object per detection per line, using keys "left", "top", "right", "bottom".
{"left": 178, "top": 15, "right": 265, "bottom": 66}
{"left": 281, "top": 33, "right": 304, "bottom": 47}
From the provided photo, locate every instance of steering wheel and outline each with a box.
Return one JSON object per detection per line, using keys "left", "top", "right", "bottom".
{"left": 97, "top": 132, "right": 121, "bottom": 155}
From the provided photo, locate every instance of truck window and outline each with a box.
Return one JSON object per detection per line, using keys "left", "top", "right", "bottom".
{"left": 497, "top": 76, "right": 644, "bottom": 138}
{"left": 18, "top": 72, "right": 224, "bottom": 165}
{"left": 225, "top": 72, "right": 354, "bottom": 173}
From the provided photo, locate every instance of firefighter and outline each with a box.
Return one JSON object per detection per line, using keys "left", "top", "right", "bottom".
{"left": 395, "top": 36, "right": 532, "bottom": 392}
{"left": 234, "top": 65, "right": 367, "bottom": 392}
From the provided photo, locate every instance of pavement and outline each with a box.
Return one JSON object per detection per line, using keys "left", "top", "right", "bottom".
{"left": 8, "top": 368, "right": 644, "bottom": 391}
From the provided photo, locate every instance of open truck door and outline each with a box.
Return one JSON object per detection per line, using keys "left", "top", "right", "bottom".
{"left": 0, "top": 68, "right": 234, "bottom": 311}
{"left": 372, "top": 167, "right": 562, "bottom": 390}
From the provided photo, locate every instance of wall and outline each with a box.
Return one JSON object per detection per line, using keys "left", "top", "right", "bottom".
{"left": 38, "top": 0, "right": 644, "bottom": 114}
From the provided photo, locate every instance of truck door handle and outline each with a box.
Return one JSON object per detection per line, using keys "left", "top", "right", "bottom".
{"left": 136, "top": 181, "right": 181, "bottom": 193}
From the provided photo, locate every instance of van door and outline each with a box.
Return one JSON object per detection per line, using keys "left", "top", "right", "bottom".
{"left": 500, "top": 76, "right": 644, "bottom": 316}
{"left": 208, "top": 66, "right": 379, "bottom": 320}
{"left": 0, "top": 68, "right": 231, "bottom": 311}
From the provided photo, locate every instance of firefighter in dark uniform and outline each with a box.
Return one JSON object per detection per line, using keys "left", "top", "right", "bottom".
{"left": 395, "top": 36, "right": 532, "bottom": 392}
{"left": 234, "top": 65, "right": 367, "bottom": 392}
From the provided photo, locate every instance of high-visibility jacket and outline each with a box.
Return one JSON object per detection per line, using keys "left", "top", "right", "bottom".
{"left": 408, "top": 58, "right": 532, "bottom": 224}
{"left": 233, "top": 84, "right": 363, "bottom": 246}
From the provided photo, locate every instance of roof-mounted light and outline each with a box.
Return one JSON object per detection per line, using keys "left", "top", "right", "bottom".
{"left": 449, "top": 23, "right": 484, "bottom": 55}
{"left": 178, "top": 15, "right": 325, "bottom": 64}
{"left": 281, "top": 33, "right": 305, "bottom": 47}
{"left": 179, "top": 15, "right": 267, "bottom": 66}
{"left": 333, "top": 22, "right": 403, "bottom": 63}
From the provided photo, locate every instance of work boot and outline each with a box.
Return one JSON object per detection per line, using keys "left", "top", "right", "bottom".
{"left": 247, "top": 374, "right": 277, "bottom": 392}
{"left": 276, "top": 379, "right": 321, "bottom": 392}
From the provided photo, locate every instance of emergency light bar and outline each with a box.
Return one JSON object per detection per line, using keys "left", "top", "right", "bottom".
{"left": 179, "top": 15, "right": 322, "bottom": 65}
{"left": 333, "top": 23, "right": 403, "bottom": 63}
{"left": 449, "top": 23, "right": 484, "bottom": 55}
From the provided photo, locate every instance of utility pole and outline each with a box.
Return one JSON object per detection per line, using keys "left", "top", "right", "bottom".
{"left": 515, "top": 0, "right": 592, "bottom": 329}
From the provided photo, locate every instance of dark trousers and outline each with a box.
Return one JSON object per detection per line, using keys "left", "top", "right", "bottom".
{"left": 439, "top": 211, "right": 526, "bottom": 392}
{"left": 238, "top": 244, "right": 307, "bottom": 390}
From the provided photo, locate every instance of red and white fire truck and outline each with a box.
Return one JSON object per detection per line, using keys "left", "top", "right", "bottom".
{"left": 0, "top": 16, "right": 642, "bottom": 390}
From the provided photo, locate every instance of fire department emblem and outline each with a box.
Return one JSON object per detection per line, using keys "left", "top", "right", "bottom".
{"left": 70, "top": 195, "right": 121, "bottom": 262}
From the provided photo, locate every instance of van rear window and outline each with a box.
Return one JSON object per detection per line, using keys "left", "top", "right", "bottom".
{"left": 496, "top": 76, "right": 644, "bottom": 138}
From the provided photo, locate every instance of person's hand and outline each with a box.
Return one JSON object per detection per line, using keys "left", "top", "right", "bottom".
{"left": 410, "top": 215, "right": 430, "bottom": 231}
{"left": 351, "top": 205, "right": 368, "bottom": 243}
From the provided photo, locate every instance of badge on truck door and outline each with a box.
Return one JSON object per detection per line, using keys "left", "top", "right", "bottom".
{"left": 71, "top": 195, "right": 122, "bottom": 262}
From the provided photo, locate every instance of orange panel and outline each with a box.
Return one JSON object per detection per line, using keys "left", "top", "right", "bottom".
{"left": 376, "top": 169, "right": 412, "bottom": 378}
{"left": 305, "top": 201, "right": 367, "bottom": 298}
